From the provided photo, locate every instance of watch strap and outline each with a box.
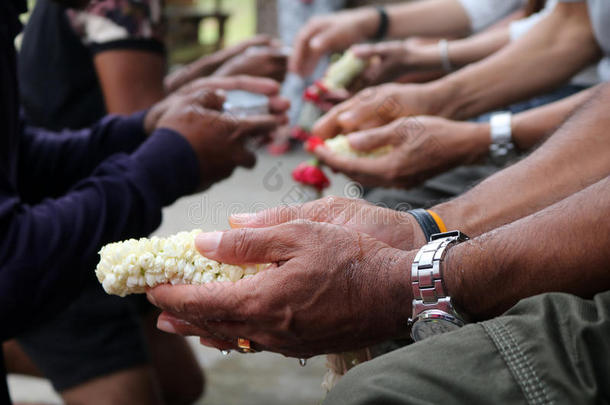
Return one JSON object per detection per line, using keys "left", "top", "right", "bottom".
{"left": 373, "top": 6, "right": 389, "bottom": 40}
{"left": 408, "top": 209, "right": 440, "bottom": 242}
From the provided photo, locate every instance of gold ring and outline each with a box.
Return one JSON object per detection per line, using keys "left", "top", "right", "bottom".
{"left": 237, "top": 337, "right": 255, "bottom": 353}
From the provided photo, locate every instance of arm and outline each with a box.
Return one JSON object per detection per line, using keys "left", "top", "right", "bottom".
{"left": 435, "top": 84, "right": 610, "bottom": 237}
{"left": 17, "top": 113, "right": 147, "bottom": 201}
{"left": 290, "top": 0, "right": 494, "bottom": 77}
{"left": 94, "top": 50, "right": 166, "bottom": 114}
{"left": 1, "top": 129, "right": 200, "bottom": 341}
{"left": 313, "top": 2, "right": 600, "bottom": 138}
{"left": 446, "top": 175, "right": 610, "bottom": 320}
{"left": 145, "top": 176, "right": 609, "bottom": 355}
{"left": 431, "top": 2, "right": 601, "bottom": 119}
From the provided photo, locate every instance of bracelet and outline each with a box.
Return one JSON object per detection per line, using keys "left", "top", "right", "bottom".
{"left": 438, "top": 39, "right": 453, "bottom": 72}
{"left": 408, "top": 209, "right": 446, "bottom": 242}
{"left": 373, "top": 6, "right": 389, "bottom": 40}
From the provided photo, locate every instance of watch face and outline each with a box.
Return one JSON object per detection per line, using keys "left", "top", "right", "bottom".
{"left": 411, "top": 312, "right": 463, "bottom": 341}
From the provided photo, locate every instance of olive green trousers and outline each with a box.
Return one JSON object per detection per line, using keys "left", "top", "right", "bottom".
{"left": 324, "top": 291, "right": 610, "bottom": 405}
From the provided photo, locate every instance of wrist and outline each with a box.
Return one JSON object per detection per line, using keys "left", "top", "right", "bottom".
{"left": 404, "top": 42, "right": 442, "bottom": 69}
{"left": 461, "top": 121, "right": 492, "bottom": 163}
{"left": 385, "top": 248, "right": 417, "bottom": 338}
{"left": 422, "top": 77, "right": 465, "bottom": 119}
{"left": 388, "top": 211, "right": 428, "bottom": 251}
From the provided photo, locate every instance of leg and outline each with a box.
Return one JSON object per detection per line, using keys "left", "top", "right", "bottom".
{"left": 61, "top": 366, "right": 162, "bottom": 405}
{"left": 325, "top": 291, "right": 610, "bottom": 404}
{"left": 3, "top": 340, "right": 42, "bottom": 377}
{"left": 143, "top": 309, "right": 205, "bottom": 405}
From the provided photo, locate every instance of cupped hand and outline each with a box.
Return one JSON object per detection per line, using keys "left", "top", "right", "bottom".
{"left": 229, "top": 196, "right": 426, "bottom": 251}
{"left": 290, "top": 8, "right": 379, "bottom": 77}
{"left": 350, "top": 41, "right": 414, "bottom": 88}
{"left": 312, "top": 83, "right": 433, "bottom": 140}
{"left": 153, "top": 91, "right": 281, "bottom": 190}
{"left": 174, "top": 75, "right": 290, "bottom": 122}
{"left": 214, "top": 46, "right": 288, "bottom": 82}
{"left": 147, "top": 220, "right": 414, "bottom": 358}
{"left": 165, "top": 35, "right": 277, "bottom": 92}
{"left": 313, "top": 116, "right": 490, "bottom": 189}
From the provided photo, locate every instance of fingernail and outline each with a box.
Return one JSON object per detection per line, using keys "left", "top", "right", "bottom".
{"left": 310, "top": 37, "right": 322, "bottom": 50}
{"left": 146, "top": 290, "right": 158, "bottom": 306}
{"left": 157, "top": 318, "right": 178, "bottom": 334}
{"left": 195, "top": 231, "right": 223, "bottom": 254}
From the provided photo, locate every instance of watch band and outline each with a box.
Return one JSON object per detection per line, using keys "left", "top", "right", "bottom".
{"left": 409, "top": 231, "right": 469, "bottom": 340}
{"left": 373, "top": 6, "right": 389, "bottom": 40}
{"left": 489, "top": 111, "right": 515, "bottom": 165}
{"left": 407, "top": 209, "right": 440, "bottom": 242}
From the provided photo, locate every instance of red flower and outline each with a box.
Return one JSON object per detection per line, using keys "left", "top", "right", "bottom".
{"left": 292, "top": 161, "right": 330, "bottom": 191}
{"left": 305, "top": 136, "right": 324, "bottom": 152}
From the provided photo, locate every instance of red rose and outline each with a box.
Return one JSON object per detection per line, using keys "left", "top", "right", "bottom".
{"left": 291, "top": 126, "right": 311, "bottom": 142}
{"left": 305, "top": 136, "right": 324, "bottom": 152}
{"left": 292, "top": 161, "right": 330, "bottom": 191}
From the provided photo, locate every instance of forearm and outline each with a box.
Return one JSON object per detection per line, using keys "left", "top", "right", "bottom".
{"left": 18, "top": 113, "right": 147, "bottom": 201}
{"left": 511, "top": 87, "right": 595, "bottom": 150}
{"left": 434, "top": 85, "right": 610, "bottom": 238}
{"left": 1, "top": 130, "right": 198, "bottom": 340}
{"left": 408, "top": 26, "right": 509, "bottom": 70}
{"left": 386, "top": 0, "right": 471, "bottom": 39}
{"left": 427, "top": 4, "right": 600, "bottom": 119}
{"left": 445, "top": 175, "right": 610, "bottom": 320}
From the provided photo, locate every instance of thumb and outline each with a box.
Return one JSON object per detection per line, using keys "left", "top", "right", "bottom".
{"left": 347, "top": 126, "right": 397, "bottom": 152}
{"left": 195, "top": 225, "right": 301, "bottom": 265}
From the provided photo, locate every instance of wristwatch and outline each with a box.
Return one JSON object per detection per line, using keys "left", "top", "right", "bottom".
{"left": 409, "top": 230, "right": 469, "bottom": 341}
{"left": 489, "top": 111, "right": 516, "bottom": 166}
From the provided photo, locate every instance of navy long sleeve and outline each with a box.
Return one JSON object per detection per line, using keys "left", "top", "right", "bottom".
{"left": 17, "top": 112, "right": 147, "bottom": 202}
{"left": 1, "top": 3, "right": 200, "bottom": 402}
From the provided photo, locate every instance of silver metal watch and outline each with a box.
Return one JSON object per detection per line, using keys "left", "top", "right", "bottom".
{"left": 409, "top": 230, "right": 469, "bottom": 341}
{"left": 489, "top": 111, "right": 516, "bottom": 165}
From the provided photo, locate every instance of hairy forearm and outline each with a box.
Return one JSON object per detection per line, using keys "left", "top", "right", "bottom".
{"left": 445, "top": 175, "right": 610, "bottom": 320}
{"left": 427, "top": 4, "right": 600, "bottom": 119}
{"left": 386, "top": 0, "right": 471, "bottom": 39}
{"left": 434, "top": 84, "right": 610, "bottom": 238}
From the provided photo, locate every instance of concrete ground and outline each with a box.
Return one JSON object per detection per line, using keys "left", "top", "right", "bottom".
{"left": 8, "top": 150, "right": 353, "bottom": 405}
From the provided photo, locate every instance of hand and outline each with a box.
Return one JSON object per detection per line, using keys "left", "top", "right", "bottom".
{"left": 229, "top": 196, "right": 426, "bottom": 251}
{"left": 313, "top": 116, "right": 490, "bottom": 189}
{"left": 350, "top": 39, "right": 446, "bottom": 89}
{"left": 174, "top": 75, "right": 290, "bottom": 122}
{"left": 165, "top": 35, "right": 278, "bottom": 92}
{"left": 213, "top": 47, "right": 288, "bottom": 82}
{"left": 290, "top": 8, "right": 379, "bottom": 77}
{"left": 153, "top": 91, "right": 281, "bottom": 190}
{"left": 312, "top": 83, "right": 436, "bottom": 139}
{"left": 147, "top": 221, "right": 414, "bottom": 358}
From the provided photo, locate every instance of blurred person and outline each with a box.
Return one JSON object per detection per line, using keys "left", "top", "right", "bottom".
{"left": 148, "top": 83, "right": 610, "bottom": 404}
{"left": 0, "top": 3, "right": 287, "bottom": 405}
{"left": 290, "top": 0, "right": 529, "bottom": 78}
{"left": 310, "top": 0, "right": 603, "bottom": 210}
{"left": 9, "top": 0, "right": 288, "bottom": 404}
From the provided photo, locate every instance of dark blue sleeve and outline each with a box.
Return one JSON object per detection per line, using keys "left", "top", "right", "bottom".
{"left": 17, "top": 111, "right": 148, "bottom": 202}
{"left": 0, "top": 129, "right": 200, "bottom": 341}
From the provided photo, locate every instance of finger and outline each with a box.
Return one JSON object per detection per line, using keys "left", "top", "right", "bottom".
{"left": 290, "top": 21, "right": 325, "bottom": 76}
{"left": 350, "top": 43, "right": 380, "bottom": 59}
{"left": 194, "top": 225, "right": 302, "bottom": 265}
{"left": 156, "top": 311, "right": 212, "bottom": 337}
{"left": 190, "top": 75, "right": 281, "bottom": 96}
{"left": 312, "top": 102, "right": 353, "bottom": 139}
{"left": 230, "top": 201, "right": 325, "bottom": 229}
{"left": 199, "top": 337, "right": 236, "bottom": 351}
{"left": 234, "top": 115, "right": 279, "bottom": 139}
{"left": 268, "top": 96, "right": 291, "bottom": 114}
{"left": 148, "top": 281, "right": 252, "bottom": 322}
{"left": 314, "top": 146, "right": 388, "bottom": 178}
{"left": 347, "top": 125, "right": 397, "bottom": 151}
